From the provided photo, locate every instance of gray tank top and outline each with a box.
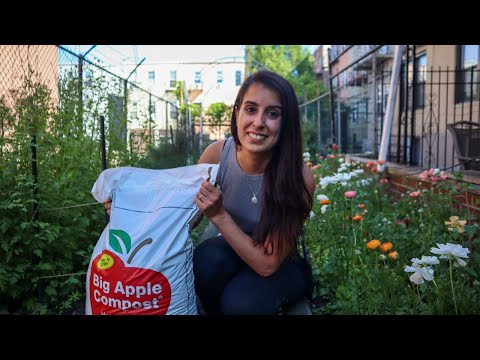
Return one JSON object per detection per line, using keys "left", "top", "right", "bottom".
{"left": 217, "top": 137, "right": 263, "bottom": 235}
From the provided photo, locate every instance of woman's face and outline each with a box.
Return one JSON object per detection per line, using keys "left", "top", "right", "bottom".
{"left": 236, "top": 83, "right": 282, "bottom": 156}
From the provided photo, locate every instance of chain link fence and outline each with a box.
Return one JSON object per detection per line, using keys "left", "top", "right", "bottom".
{"left": 57, "top": 46, "right": 185, "bottom": 158}
{"left": 0, "top": 45, "right": 189, "bottom": 314}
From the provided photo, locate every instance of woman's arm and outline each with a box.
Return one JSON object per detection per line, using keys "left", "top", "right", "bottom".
{"left": 197, "top": 140, "right": 290, "bottom": 276}
{"left": 195, "top": 142, "right": 316, "bottom": 277}
{"left": 195, "top": 179, "right": 291, "bottom": 277}
{"left": 199, "top": 164, "right": 316, "bottom": 276}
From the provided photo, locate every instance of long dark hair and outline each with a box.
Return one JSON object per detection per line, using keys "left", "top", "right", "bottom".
{"left": 231, "top": 70, "right": 313, "bottom": 255}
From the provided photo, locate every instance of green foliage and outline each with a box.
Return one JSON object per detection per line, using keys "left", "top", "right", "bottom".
{"left": 138, "top": 132, "right": 201, "bottom": 169}
{"left": 305, "top": 152, "right": 480, "bottom": 314}
{"left": 0, "top": 69, "right": 141, "bottom": 314}
{"left": 205, "top": 102, "right": 232, "bottom": 140}
{"left": 245, "top": 45, "right": 327, "bottom": 102}
{"left": 301, "top": 118, "right": 317, "bottom": 154}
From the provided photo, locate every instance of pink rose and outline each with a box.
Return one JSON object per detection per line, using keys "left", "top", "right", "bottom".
{"left": 344, "top": 191, "right": 357, "bottom": 199}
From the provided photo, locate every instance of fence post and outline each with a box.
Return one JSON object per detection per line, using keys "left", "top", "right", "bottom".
{"left": 317, "top": 99, "right": 321, "bottom": 150}
{"left": 165, "top": 102, "right": 169, "bottom": 145}
{"left": 100, "top": 115, "right": 109, "bottom": 225}
{"left": 327, "top": 48, "right": 336, "bottom": 145}
{"left": 199, "top": 102, "right": 203, "bottom": 153}
{"left": 149, "top": 93, "right": 153, "bottom": 147}
{"left": 31, "top": 134, "right": 43, "bottom": 305}
{"left": 78, "top": 56, "right": 84, "bottom": 135}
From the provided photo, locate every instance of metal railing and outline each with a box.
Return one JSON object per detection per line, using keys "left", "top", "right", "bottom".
{"left": 300, "top": 45, "right": 480, "bottom": 174}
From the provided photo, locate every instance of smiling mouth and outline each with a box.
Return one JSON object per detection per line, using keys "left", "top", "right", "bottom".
{"left": 248, "top": 133, "right": 266, "bottom": 140}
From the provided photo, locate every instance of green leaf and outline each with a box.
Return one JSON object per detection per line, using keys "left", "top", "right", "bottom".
{"left": 464, "top": 225, "right": 477, "bottom": 237}
{"left": 0, "top": 221, "right": 9, "bottom": 234}
{"left": 20, "top": 222, "right": 30, "bottom": 230}
{"left": 462, "top": 266, "right": 477, "bottom": 278}
{"left": 109, "top": 229, "right": 132, "bottom": 255}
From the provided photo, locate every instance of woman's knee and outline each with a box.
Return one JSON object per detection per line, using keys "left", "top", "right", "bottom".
{"left": 220, "top": 289, "right": 282, "bottom": 315}
{"left": 193, "top": 236, "right": 238, "bottom": 280}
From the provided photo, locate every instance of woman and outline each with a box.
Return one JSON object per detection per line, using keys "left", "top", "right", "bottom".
{"left": 193, "top": 70, "right": 315, "bottom": 314}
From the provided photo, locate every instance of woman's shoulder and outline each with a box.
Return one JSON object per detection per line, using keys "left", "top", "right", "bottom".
{"left": 197, "top": 139, "right": 227, "bottom": 164}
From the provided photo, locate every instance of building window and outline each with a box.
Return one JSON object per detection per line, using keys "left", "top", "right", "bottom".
{"left": 169, "top": 106, "right": 178, "bottom": 119}
{"left": 131, "top": 103, "right": 138, "bottom": 119}
{"left": 341, "top": 72, "right": 347, "bottom": 87}
{"left": 317, "top": 57, "right": 323, "bottom": 71}
{"left": 150, "top": 102, "right": 156, "bottom": 117}
{"left": 414, "top": 53, "right": 427, "bottom": 108}
{"left": 456, "top": 45, "right": 479, "bottom": 102}
{"left": 402, "top": 53, "right": 427, "bottom": 109}
{"left": 148, "top": 71, "right": 155, "bottom": 84}
{"left": 235, "top": 70, "right": 242, "bottom": 86}
{"left": 217, "top": 70, "right": 223, "bottom": 84}
{"left": 170, "top": 70, "right": 177, "bottom": 88}
{"left": 84, "top": 69, "right": 93, "bottom": 86}
{"left": 195, "top": 71, "right": 201, "bottom": 84}
{"left": 332, "top": 74, "right": 338, "bottom": 89}
{"left": 351, "top": 101, "right": 357, "bottom": 123}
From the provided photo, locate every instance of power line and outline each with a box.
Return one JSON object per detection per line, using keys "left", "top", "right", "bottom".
{"left": 105, "top": 45, "right": 134, "bottom": 62}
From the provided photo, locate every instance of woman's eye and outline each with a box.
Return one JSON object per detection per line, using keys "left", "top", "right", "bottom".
{"left": 245, "top": 107, "right": 256, "bottom": 113}
{"left": 266, "top": 111, "right": 280, "bottom": 119}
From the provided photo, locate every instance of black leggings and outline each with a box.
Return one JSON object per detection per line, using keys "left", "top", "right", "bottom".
{"left": 193, "top": 235, "right": 309, "bottom": 315}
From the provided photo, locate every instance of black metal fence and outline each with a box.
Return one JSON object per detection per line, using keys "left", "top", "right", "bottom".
{"left": 301, "top": 45, "right": 480, "bottom": 174}
{"left": 394, "top": 66, "right": 480, "bottom": 171}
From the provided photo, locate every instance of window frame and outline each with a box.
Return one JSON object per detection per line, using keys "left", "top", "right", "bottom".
{"left": 169, "top": 70, "right": 177, "bottom": 88}
{"left": 455, "top": 45, "right": 479, "bottom": 103}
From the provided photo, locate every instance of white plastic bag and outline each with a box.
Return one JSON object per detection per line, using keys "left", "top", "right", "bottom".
{"left": 85, "top": 164, "right": 218, "bottom": 315}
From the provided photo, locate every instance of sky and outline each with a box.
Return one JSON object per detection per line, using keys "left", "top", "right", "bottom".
{"left": 64, "top": 45, "right": 318, "bottom": 65}
{"left": 61, "top": 45, "right": 319, "bottom": 77}
{"left": 64, "top": 45, "right": 245, "bottom": 66}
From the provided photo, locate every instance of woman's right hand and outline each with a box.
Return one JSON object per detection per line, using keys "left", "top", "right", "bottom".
{"left": 195, "top": 180, "right": 224, "bottom": 221}
{"left": 103, "top": 200, "right": 112, "bottom": 216}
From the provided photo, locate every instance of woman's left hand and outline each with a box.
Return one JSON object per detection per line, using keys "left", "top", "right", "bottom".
{"left": 195, "top": 180, "right": 223, "bottom": 219}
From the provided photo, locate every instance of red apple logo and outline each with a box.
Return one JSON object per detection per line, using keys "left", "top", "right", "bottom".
{"left": 89, "top": 229, "right": 172, "bottom": 315}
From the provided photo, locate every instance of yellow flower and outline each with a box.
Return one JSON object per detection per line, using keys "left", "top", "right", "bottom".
{"left": 366, "top": 239, "right": 381, "bottom": 250}
{"left": 445, "top": 216, "right": 467, "bottom": 233}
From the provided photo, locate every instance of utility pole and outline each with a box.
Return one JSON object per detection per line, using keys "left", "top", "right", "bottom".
{"left": 199, "top": 102, "right": 203, "bottom": 152}
{"left": 378, "top": 45, "right": 404, "bottom": 172}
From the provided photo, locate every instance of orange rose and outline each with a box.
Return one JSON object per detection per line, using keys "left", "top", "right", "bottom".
{"left": 388, "top": 251, "right": 399, "bottom": 260}
{"left": 366, "top": 239, "right": 381, "bottom": 250}
{"left": 379, "top": 242, "right": 393, "bottom": 252}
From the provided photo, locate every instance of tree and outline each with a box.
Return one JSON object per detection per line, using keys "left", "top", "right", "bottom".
{"left": 245, "top": 45, "right": 327, "bottom": 103}
{"left": 205, "top": 102, "right": 232, "bottom": 140}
